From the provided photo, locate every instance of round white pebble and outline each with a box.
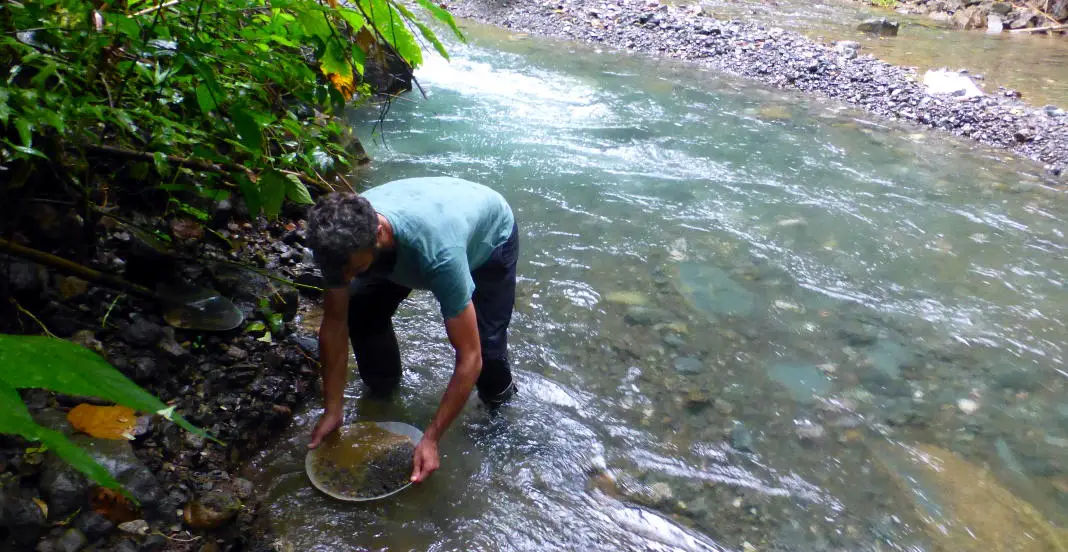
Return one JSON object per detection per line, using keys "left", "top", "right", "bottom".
{"left": 957, "top": 398, "right": 979, "bottom": 414}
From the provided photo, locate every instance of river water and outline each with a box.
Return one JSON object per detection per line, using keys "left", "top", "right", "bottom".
{"left": 247, "top": 22, "right": 1068, "bottom": 552}
{"left": 678, "top": 0, "right": 1068, "bottom": 109}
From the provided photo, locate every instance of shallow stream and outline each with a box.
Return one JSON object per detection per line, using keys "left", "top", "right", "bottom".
{"left": 247, "top": 22, "right": 1068, "bottom": 552}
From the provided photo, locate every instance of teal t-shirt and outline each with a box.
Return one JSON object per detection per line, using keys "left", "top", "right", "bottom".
{"left": 356, "top": 177, "right": 514, "bottom": 319}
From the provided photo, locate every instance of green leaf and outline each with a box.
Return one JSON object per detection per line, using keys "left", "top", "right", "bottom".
{"left": 14, "top": 117, "right": 32, "bottom": 147}
{"left": 296, "top": 8, "right": 332, "bottom": 40}
{"left": 1, "top": 139, "right": 46, "bottom": 159}
{"left": 195, "top": 84, "right": 217, "bottom": 116}
{"left": 321, "top": 39, "right": 352, "bottom": 80}
{"left": 153, "top": 151, "right": 169, "bottom": 177}
{"left": 0, "top": 334, "right": 211, "bottom": 442}
{"left": 231, "top": 106, "right": 263, "bottom": 153}
{"left": 284, "top": 173, "right": 313, "bottom": 205}
{"left": 413, "top": 20, "right": 448, "bottom": 60}
{"left": 360, "top": 0, "right": 422, "bottom": 68}
{"left": 414, "top": 0, "right": 466, "bottom": 42}
{"left": 259, "top": 169, "right": 287, "bottom": 219}
{"left": 338, "top": 8, "right": 366, "bottom": 31}
{"left": 0, "top": 89, "right": 11, "bottom": 124}
{"left": 237, "top": 173, "right": 262, "bottom": 219}
{"left": 0, "top": 384, "right": 126, "bottom": 495}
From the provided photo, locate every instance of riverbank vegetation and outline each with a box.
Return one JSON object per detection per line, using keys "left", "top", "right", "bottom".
{"left": 1, "top": 0, "right": 460, "bottom": 494}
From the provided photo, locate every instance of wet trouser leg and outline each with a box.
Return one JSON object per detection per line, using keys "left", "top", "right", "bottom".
{"left": 347, "top": 278, "right": 411, "bottom": 396}
{"left": 471, "top": 222, "right": 520, "bottom": 405}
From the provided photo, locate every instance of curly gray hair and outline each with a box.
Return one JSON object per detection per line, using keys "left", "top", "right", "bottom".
{"left": 306, "top": 193, "right": 377, "bottom": 286}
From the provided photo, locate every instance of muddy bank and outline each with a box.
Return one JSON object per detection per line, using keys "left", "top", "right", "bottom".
{"left": 444, "top": 0, "right": 1068, "bottom": 179}
{"left": 1, "top": 209, "right": 326, "bottom": 551}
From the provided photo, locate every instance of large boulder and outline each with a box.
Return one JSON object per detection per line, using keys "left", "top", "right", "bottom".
{"left": 951, "top": 6, "right": 986, "bottom": 29}
{"left": 857, "top": 17, "right": 900, "bottom": 36}
{"left": 40, "top": 454, "right": 90, "bottom": 520}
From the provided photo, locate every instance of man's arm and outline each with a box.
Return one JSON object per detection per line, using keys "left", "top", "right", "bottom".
{"left": 307, "top": 287, "right": 350, "bottom": 448}
{"left": 409, "top": 301, "right": 481, "bottom": 482}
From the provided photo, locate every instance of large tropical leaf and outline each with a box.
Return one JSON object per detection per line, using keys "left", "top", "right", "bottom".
{"left": 359, "top": 0, "right": 422, "bottom": 68}
{"left": 413, "top": 0, "right": 466, "bottom": 42}
{"left": 0, "top": 334, "right": 210, "bottom": 440}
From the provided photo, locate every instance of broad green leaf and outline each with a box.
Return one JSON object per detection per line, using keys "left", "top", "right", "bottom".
{"left": 0, "top": 384, "right": 126, "bottom": 495}
{"left": 413, "top": 20, "right": 448, "bottom": 60}
{"left": 259, "top": 169, "right": 287, "bottom": 219}
{"left": 14, "top": 117, "right": 32, "bottom": 147}
{"left": 284, "top": 173, "right": 313, "bottom": 205}
{"left": 237, "top": 173, "right": 262, "bottom": 219}
{"left": 0, "top": 334, "right": 211, "bottom": 442}
{"left": 153, "top": 151, "right": 169, "bottom": 177}
{"left": 414, "top": 0, "right": 466, "bottom": 42}
{"left": 2, "top": 140, "right": 47, "bottom": 159}
{"left": 296, "top": 8, "right": 332, "bottom": 40}
{"left": 231, "top": 106, "right": 263, "bottom": 153}
{"left": 338, "top": 8, "right": 366, "bottom": 31}
{"left": 195, "top": 84, "right": 217, "bottom": 116}
{"left": 359, "top": 0, "right": 422, "bottom": 68}
{"left": 0, "top": 88, "right": 11, "bottom": 124}
{"left": 321, "top": 39, "right": 352, "bottom": 80}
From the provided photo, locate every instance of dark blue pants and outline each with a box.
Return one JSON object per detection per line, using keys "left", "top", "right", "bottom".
{"left": 347, "top": 222, "right": 519, "bottom": 404}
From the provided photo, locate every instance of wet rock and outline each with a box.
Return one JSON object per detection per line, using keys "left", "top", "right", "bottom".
{"left": 40, "top": 454, "right": 90, "bottom": 520}
{"left": 72, "top": 511, "right": 114, "bottom": 542}
{"left": 117, "top": 519, "right": 149, "bottom": 535}
{"left": 768, "top": 362, "right": 833, "bottom": 403}
{"left": 69, "top": 331, "right": 106, "bottom": 359}
{"left": 3, "top": 257, "right": 48, "bottom": 293}
{"left": 2, "top": 493, "right": 47, "bottom": 546}
{"left": 121, "top": 316, "right": 164, "bottom": 347}
{"left": 856, "top": 18, "right": 899, "bottom": 36}
{"left": 118, "top": 357, "right": 158, "bottom": 384}
{"left": 233, "top": 478, "right": 254, "bottom": 500}
{"left": 57, "top": 276, "right": 89, "bottom": 300}
{"left": 714, "top": 398, "right": 734, "bottom": 416}
{"left": 624, "top": 306, "right": 669, "bottom": 326}
{"left": 55, "top": 528, "right": 88, "bottom": 552}
{"left": 281, "top": 228, "right": 307, "bottom": 246}
{"left": 951, "top": 6, "right": 986, "bottom": 30}
{"left": 158, "top": 327, "right": 189, "bottom": 359}
{"left": 995, "top": 369, "right": 1042, "bottom": 391}
{"left": 294, "top": 271, "right": 324, "bottom": 298}
{"left": 75, "top": 438, "right": 164, "bottom": 516}
{"left": 990, "top": 2, "right": 1014, "bottom": 15}
{"left": 225, "top": 346, "right": 249, "bottom": 363}
{"left": 673, "top": 356, "right": 704, "bottom": 375}
{"left": 1008, "top": 10, "right": 1038, "bottom": 29}
{"left": 140, "top": 534, "right": 167, "bottom": 552}
{"left": 957, "top": 398, "right": 979, "bottom": 414}
{"left": 114, "top": 538, "right": 140, "bottom": 552}
{"left": 833, "top": 40, "right": 859, "bottom": 60}
{"left": 1053, "top": 0, "right": 1068, "bottom": 20}
{"left": 730, "top": 421, "right": 754, "bottom": 452}
{"left": 183, "top": 490, "right": 241, "bottom": 530}
{"left": 288, "top": 334, "right": 319, "bottom": 357}
{"left": 269, "top": 286, "right": 300, "bottom": 322}
{"left": 1013, "top": 128, "right": 1035, "bottom": 143}
{"left": 795, "top": 423, "right": 826, "bottom": 441}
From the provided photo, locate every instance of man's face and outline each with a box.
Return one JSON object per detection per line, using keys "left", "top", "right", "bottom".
{"left": 341, "top": 247, "right": 378, "bottom": 283}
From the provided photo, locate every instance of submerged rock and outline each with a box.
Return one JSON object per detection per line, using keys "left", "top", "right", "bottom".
{"left": 54, "top": 528, "right": 87, "bottom": 552}
{"left": 673, "top": 356, "right": 704, "bottom": 375}
{"left": 730, "top": 421, "right": 754, "bottom": 452}
{"left": 40, "top": 454, "right": 90, "bottom": 520}
{"left": 856, "top": 18, "right": 899, "bottom": 36}
{"left": 184, "top": 490, "right": 241, "bottom": 530}
{"left": 873, "top": 442, "right": 1068, "bottom": 552}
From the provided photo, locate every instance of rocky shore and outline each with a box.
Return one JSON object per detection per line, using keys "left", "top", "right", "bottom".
{"left": 444, "top": 0, "right": 1068, "bottom": 180}
{"left": 883, "top": 0, "right": 1068, "bottom": 33}
{"left": 2, "top": 206, "right": 326, "bottom": 551}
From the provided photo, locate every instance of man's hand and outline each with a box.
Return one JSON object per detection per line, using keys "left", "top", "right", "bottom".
{"left": 410, "top": 437, "right": 440, "bottom": 482}
{"left": 307, "top": 409, "right": 342, "bottom": 449}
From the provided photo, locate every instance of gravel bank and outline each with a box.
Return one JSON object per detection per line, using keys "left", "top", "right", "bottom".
{"left": 445, "top": 0, "right": 1068, "bottom": 180}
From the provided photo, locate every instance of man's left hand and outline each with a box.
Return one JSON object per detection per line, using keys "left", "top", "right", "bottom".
{"left": 410, "top": 438, "right": 440, "bottom": 483}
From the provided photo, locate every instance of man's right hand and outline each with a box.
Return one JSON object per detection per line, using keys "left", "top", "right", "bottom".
{"left": 307, "top": 410, "right": 343, "bottom": 449}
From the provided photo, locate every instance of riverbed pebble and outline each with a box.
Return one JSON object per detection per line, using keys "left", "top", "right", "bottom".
{"left": 957, "top": 398, "right": 979, "bottom": 414}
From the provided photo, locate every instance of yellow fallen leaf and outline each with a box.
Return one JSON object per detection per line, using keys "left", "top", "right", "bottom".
{"left": 326, "top": 71, "right": 357, "bottom": 101}
{"left": 32, "top": 497, "right": 48, "bottom": 518}
{"left": 91, "top": 487, "right": 139, "bottom": 523}
{"left": 67, "top": 404, "right": 138, "bottom": 440}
